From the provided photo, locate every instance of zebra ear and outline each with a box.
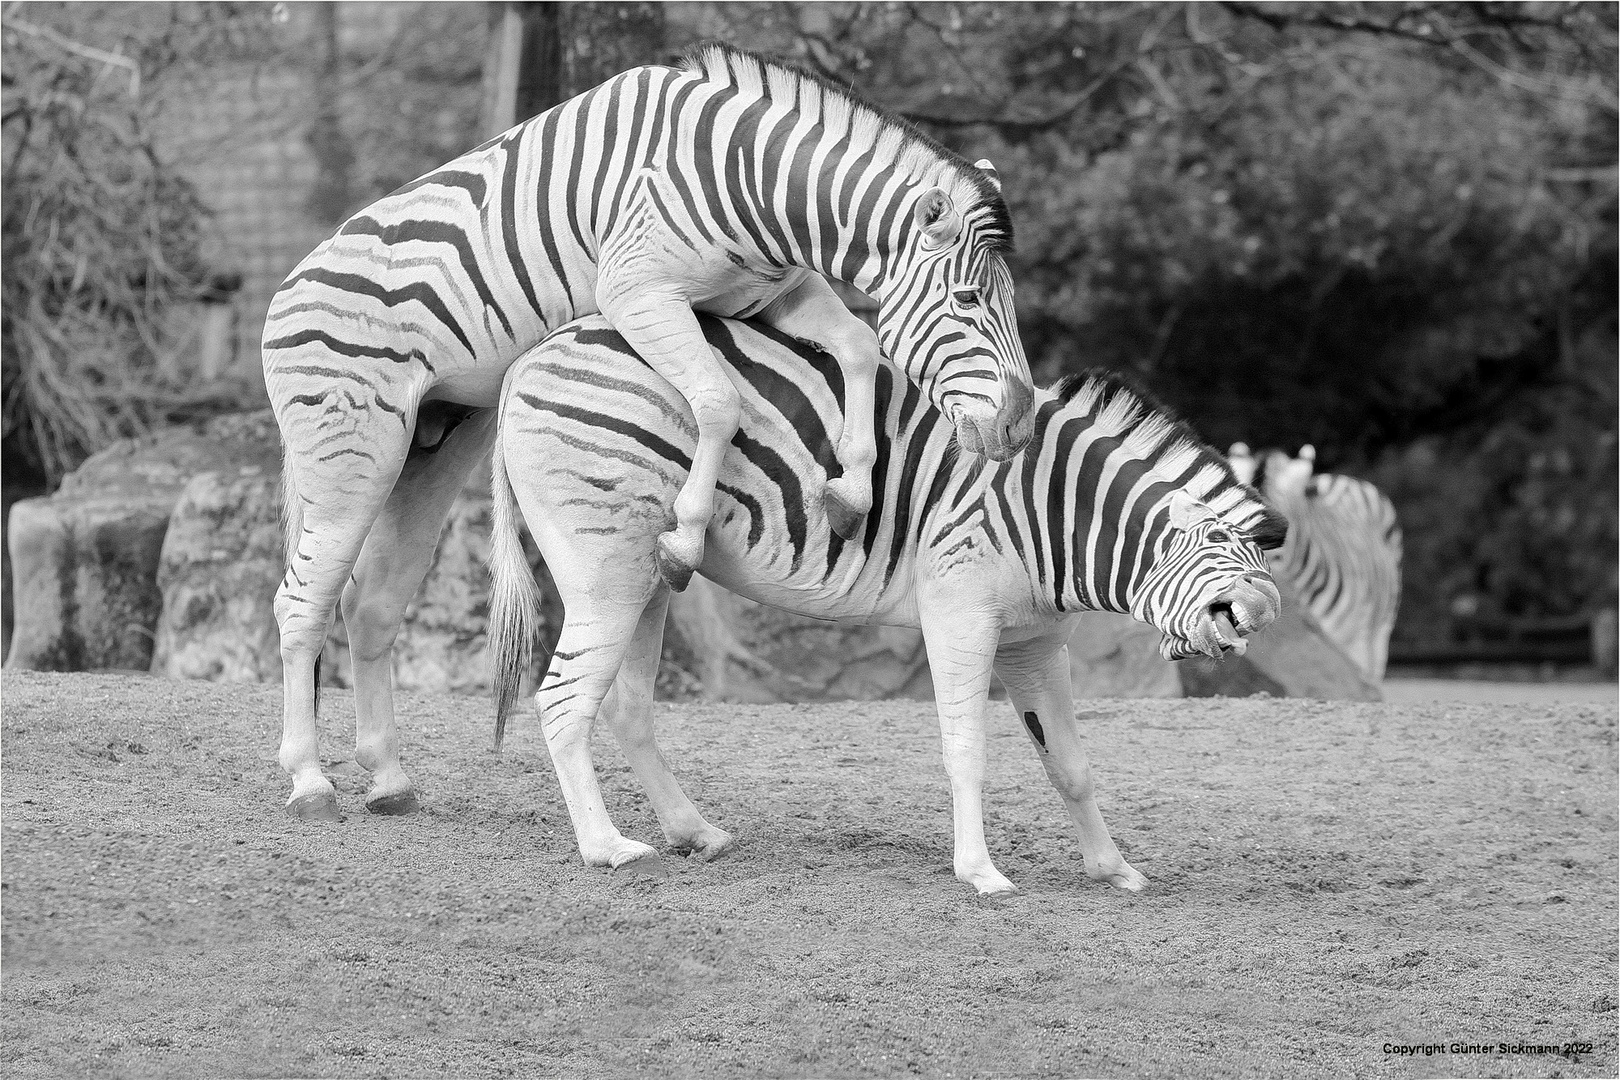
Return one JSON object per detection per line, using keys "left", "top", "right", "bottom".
{"left": 1227, "top": 443, "right": 1256, "bottom": 486}
{"left": 916, "top": 188, "right": 962, "bottom": 249}
{"left": 1167, "top": 489, "right": 1219, "bottom": 531}
{"left": 974, "top": 158, "right": 1002, "bottom": 192}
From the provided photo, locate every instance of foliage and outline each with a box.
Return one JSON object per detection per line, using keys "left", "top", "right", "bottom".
{"left": 692, "top": 1, "right": 1618, "bottom": 640}
{"left": 1, "top": 1, "right": 1613, "bottom": 646}
{"left": 1, "top": 3, "right": 273, "bottom": 484}
{"left": 321, "top": 3, "right": 488, "bottom": 213}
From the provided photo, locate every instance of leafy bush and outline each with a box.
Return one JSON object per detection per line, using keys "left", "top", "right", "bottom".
{"left": 1, "top": 8, "right": 240, "bottom": 484}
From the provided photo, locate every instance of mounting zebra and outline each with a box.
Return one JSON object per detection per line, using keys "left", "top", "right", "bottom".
{"left": 263, "top": 44, "right": 1038, "bottom": 820}
{"left": 488, "top": 316, "right": 1289, "bottom": 896}
{"left": 1228, "top": 444, "right": 1402, "bottom": 680}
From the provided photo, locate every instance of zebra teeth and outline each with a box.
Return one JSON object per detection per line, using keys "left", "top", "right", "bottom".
{"left": 1212, "top": 608, "right": 1247, "bottom": 655}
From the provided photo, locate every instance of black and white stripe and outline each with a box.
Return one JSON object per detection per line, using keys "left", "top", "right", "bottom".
{"left": 486, "top": 315, "right": 1288, "bottom": 894}
{"left": 1232, "top": 444, "right": 1401, "bottom": 680}
{"left": 259, "top": 44, "right": 1038, "bottom": 821}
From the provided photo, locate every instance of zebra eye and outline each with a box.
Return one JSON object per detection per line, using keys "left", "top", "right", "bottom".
{"left": 952, "top": 288, "right": 981, "bottom": 307}
{"left": 1207, "top": 528, "right": 1230, "bottom": 543}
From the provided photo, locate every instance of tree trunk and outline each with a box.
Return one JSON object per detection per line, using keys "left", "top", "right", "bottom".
{"left": 305, "top": 1, "right": 354, "bottom": 223}
{"left": 480, "top": 1, "right": 665, "bottom": 139}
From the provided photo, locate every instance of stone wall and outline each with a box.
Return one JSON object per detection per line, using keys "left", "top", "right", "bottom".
{"left": 8, "top": 412, "right": 1380, "bottom": 706}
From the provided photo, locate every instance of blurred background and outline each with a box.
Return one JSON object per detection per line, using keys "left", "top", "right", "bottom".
{"left": 3, "top": 1, "right": 1615, "bottom": 680}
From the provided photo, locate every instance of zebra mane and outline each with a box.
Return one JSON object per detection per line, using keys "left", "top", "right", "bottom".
{"left": 1051, "top": 368, "right": 1289, "bottom": 549}
{"left": 680, "top": 42, "right": 1013, "bottom": 253}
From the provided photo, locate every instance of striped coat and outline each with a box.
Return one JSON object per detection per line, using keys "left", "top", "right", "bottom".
{"left": 489, "top": 316, "right": 1287, "bottom": 895}
{"left": 1229, "top": 444, "right": 1402, "bottom": 679}
{"left": 261, "top": 44, "right": 1035, "bottom": 821}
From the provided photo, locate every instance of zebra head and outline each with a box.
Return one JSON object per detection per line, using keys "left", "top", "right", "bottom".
{"left": 1131, "top": 490, "right": 1283, "bottom": 661}
{"left": 875, "top": 160, "right": 1035, "bottom": 462}
{"left": 1253, "top": 445, "right": 1316, "bottom": 497}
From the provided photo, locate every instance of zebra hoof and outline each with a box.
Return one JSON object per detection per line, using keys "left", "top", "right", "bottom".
{"left": 824, "top": 489, "right": 866, "bottom": 540}
{"left": 286, "top": 791, "right": 341, "bottom": 822}
{"left": 365, "top": 790, "right": 420, "bottom": 816}
{"left": 654, "top": 535, "right": 696, "bottom": 592}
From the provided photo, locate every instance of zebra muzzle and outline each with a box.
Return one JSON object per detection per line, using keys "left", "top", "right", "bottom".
{"left": 947, "top": 405, "right": 1028, "bottom": 462}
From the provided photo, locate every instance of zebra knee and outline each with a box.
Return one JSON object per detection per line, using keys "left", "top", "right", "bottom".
{"left": 340, "top": 580, "right": 404, "bottom": 665}
{"left": 274, "top": 578, "right": 330, "bottom": 658}
{"left": 834, "top": 325, "right": 880, "bottom": 375}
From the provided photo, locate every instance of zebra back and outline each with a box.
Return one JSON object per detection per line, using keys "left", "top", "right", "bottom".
{"left": 491, "top": 319, "right": 1285, "bottom": 671}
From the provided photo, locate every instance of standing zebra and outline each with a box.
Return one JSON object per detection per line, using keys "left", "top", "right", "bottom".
{"left": 489, "top": 316, "right": 1288, "bottom": 895}
{"left": 1228, "top": 443, "right": 1402, "bottom": 679}
{"left": 263, "top": 44, "right": 1037, "bottom": 820}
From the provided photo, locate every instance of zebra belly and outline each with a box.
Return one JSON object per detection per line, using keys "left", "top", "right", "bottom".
{"left": 695, "top": 542, "right": 922, "bottom": 628}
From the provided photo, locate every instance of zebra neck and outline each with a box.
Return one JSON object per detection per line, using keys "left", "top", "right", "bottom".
{"left": 984, "top": 417, "right": 1169, "bottom": 622}
{"left": 766, "top": 172, "right": 947, "bottom": 297}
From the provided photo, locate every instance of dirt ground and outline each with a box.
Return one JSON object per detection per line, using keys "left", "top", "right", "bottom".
{"left": 2, "top": 670, "right": 1615, "bottom": 1080}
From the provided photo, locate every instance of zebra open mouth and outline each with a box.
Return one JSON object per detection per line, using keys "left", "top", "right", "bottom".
{"left": 1159, "top": 576, "right": 1282, "bottom": 662}
{"left": 1208, "top": 602, "right": 1247, "bottom": 656}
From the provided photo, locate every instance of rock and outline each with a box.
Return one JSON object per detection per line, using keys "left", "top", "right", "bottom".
{"left": 5, "top": 495, "right": 170, "bottom": 671}
{"left": 5, "top": 411, "right": 280, "bottom": 673}
{"left": 666, "top": 576, "right": 932, "bottom": 703}
{"left": 318, "top": 491, "right": 558, "bottom": 695}
{"left": 1193, "top": 574, "right": 1382, "bottom": 701}
{"left": 151, "top": 468, "right": 284, "bottom": 683}
{"left": 1065, "top": 574, "right": 1382, "bottom": 702}
{"left": 1067, "top": 611, "right": 1183, "bottom": 699}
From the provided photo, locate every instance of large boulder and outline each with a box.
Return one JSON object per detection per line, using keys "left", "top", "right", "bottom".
{"left": 151, "top": 467, "right": 283, "bottom": 683}
{"left": 1064, "top": 574, "right": 1382, "bottom": 701}
{"left": 661, "top": 571, "right": 1379, "bottom": 705}
{"left": 317, "top": 492, "right": 556, "bottom": 695}
{"left": 1067, "top": 611, "right": 1184, "bottom": 698}
{"left": 7, "top": 408, "right": 1377, "bottom": 707}
{"left": 1188, "top": 573, "right": 1382, "bottom": 701}
{"left": 666, "top": 576, "right": 932, "bottom": 703}
{"left": 5, "top": 412, "right": 280, "bottom": 673}
{"left": 5, "top": 496, "right": 170, "bottom": 672}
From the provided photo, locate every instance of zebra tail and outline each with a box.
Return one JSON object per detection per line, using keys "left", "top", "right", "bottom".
{"left": 279, "top": 443, "right": 301, "bottom": 568}
{"left": 278, "top": 443, "right": 320, "bottom": 715}
{"left": 488, "top": 420, "right": 540, "bottom": 751}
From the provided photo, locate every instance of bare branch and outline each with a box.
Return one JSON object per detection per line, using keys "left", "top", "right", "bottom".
{"left": 5, "top": 17, "right": 141, "bottom": 97}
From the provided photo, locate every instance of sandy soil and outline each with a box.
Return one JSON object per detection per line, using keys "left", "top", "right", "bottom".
{"left": 2, "top": 670, "right": 1615, "bottom": 1079}
{"left": 1382, "top": 680, "right": 1617, "bottom": 707}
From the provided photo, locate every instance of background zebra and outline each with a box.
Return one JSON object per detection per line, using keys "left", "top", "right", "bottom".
{"left": 262, "top": 43, "right": 1037, "bottom": 821}
{"left": 488, "top": 315, "right": 1288, "bottom": 896}
{"left": 1228, "top": 443, "right": 1403, "bottom": 680}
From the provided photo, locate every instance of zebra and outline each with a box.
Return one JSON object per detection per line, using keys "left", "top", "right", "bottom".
{"left": 262, "top": 44, "right": 1037, "bottom": 820}
{"left": 488, "top": 316, "right": 1288, "bottom": 896}
{"left": 1228, "top": 443, "right": 1402, "bottom": 679}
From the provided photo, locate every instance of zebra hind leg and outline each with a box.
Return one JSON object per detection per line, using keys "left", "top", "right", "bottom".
{"left": 341, "top": 407, "right": 498, "bottom": 814}
{"left": 602, "top": 588, "right": 733, "bottom": 861}
{"left": 274, "top": 397, "right": 416, "bottom": 821}
{"left": 534, "top": 595, "right": 668, "bottom": 873}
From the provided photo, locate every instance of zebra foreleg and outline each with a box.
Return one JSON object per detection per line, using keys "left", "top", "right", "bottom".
{"left": 595, "top": 288, "right": 741, "bottom": 592}
{"left": 601, "top": 588, "right": 733, "bottom": 861}
{"left": 341, "top": 408, "right": 497, "bottom": 814}
{"left": 756, "top": 274, "right": 880, "bottom": 540}
{"left": 994, "top": 633, "right": 1147, "bottom": 893}
{"left": 918, "top": 606, "right": 1015, "bottom": 895}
